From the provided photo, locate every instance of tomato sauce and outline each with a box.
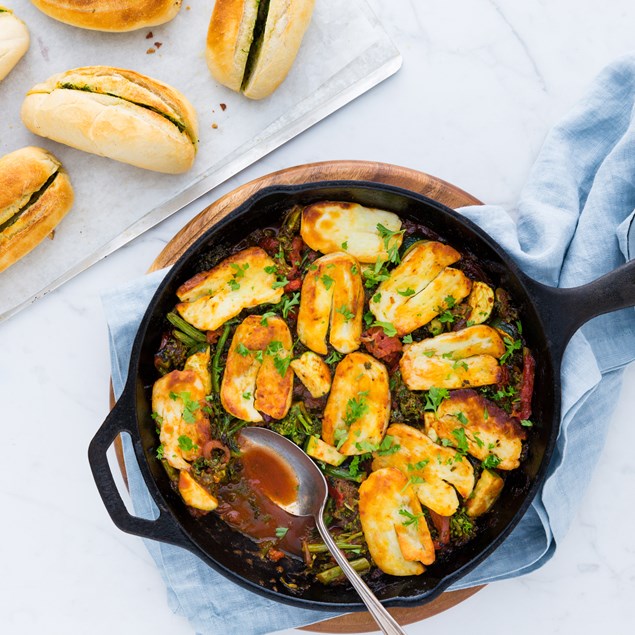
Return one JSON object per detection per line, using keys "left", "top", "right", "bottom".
{"left": 215, "top": 443, "right": 314, "bottom": 556}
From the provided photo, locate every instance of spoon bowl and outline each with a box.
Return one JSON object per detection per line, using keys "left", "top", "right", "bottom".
{"left": 239, "top": 427, "right": 406, "bottom": 635}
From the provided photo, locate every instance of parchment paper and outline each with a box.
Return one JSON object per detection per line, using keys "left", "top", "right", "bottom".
{"left": 0, "top": 0, "right": 400, "bottom": 321}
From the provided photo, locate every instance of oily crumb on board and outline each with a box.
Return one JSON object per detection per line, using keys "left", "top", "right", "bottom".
{"left": 146, "top": 48, "right": 156, "bottom": 54}
{"left": 155, "top": 42, "right": 163, "bottom": 48}
{"left": 146, "top": 31, "right": 153, "bottom": 39}
{"left": 220, "top": 103, "right": 227, "bottom": 111}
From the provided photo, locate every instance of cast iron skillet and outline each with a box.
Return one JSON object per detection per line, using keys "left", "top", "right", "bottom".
{"left": 89, "top": 181, "right": 635, "bottom": 610}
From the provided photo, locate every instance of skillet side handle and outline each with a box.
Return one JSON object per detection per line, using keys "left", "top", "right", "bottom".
{"left": 88, "top": 393, "right": 191, "bottom": 550}
{"left": 526, "top": 259, "right": 635, "bottom": 354}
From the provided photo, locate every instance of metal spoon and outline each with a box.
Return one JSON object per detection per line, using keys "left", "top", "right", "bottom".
{"left": 240, "top": 427, "right": 407, "bottom": 635}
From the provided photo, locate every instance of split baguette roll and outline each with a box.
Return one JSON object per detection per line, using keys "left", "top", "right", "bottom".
{"left": 206, "top": 0, "right": 315, "bottom": 100}
{"left": 0, "top": 6, "right": 30, "bottom": 81}
{"left": 21, "top": 66, "right": 198, "bottom": 174}
{"left": 0, "top": 147, "right": 74, "bottom": 273}
{"left": 30, "top": 0, "right": 182, "bottom": 32}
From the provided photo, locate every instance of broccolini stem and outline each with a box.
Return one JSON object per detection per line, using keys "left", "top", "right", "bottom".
{"left": 167, "top": 312, "right": 207, "bottom": 342}
{"left": 212, "top": 323, "right": 232, "bottom": 394}
{"left": 172, "top": 329, "right": 199, "bottom": 348}
{"left": 322, "top": 465, "right": 365, "bottom": 483}
{"left": 306, "top": 542, "right": 362, "bottom": 554}
{"left": 316, "top": 558, "right": 370, "bottom": 584}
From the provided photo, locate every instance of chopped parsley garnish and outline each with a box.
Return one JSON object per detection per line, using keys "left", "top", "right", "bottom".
{"left": 230, "top": 262, "right": 249, "bottom": 277}
{"left": 272, "top": 276, "right": 289, "bottom": 289}
{"left": 260, "top": 311, "right": 277, "bottom": 325}
{"left": 424, "top": 387, "right": 450, "bottom": 413}
{"left": 156, "top": 445, "right": 164, "bottom": 460}
{"left": 402, "top": 334, "right": 413, "bottom": 344}
{"left": 376, "top": 435, "right": 400, "bottom": 456}
{"left": 407, "top": 459, "right": 430, "bottom": 471}
{"left": 320, "top": 274, "right": 335, "bottom": 290}
{"left": 482, "top": 454, "right": 502, "bottom": 469}
{"left": 398, "top": 287, "right": 415, "bottom": 297}
{"left": 521, "top": 419, "right": 534, "bottom": 427}
{"left": 500, "top": 337, "right": 522, "bottom": 364}
{"left": 376, "top": 223, "right": 405, "bottom": 263}
{"left": 341, "top": 241, "right": 348, "bottom": 250}
{"left": 336, "top": 304, "right": 355, "bottom": 321}
{"left": 275, "top": 527, "right": 289, "bottom": 539}
{"left": 444, "top": 295, "right": 456, "bottom": 308}
{"left": 324, "top": 350, "right": 343, "bottom": 365}
{"left": 454, "top": 411, "right": 468, "bottom": 425}
{"left": 177, "top": 435, "right": 198, "bottom": 452}
{"left": 242, "top": 392, "right": 252, "bottom": 400}
{"left": 236, "top": 342, "right": 250, "bottom": 356}
{"left": 372, "top": 320, "right": 397, "bottom": 337}
{"left": 151, "top": 412, "right": 163, "bottom": 425}
{"left": 362, "top": 259, "right": 391, "bottom": 288}
{"left": 453, "top": 360, "right": 469, "bottom": 372}
{"left": 343, "top": 392, "right": 369, "bottom": 427}
{"left": 273, "top": 354, "right": 291, "bottom": 377}
{"left": 372, "top": 292, "right": 381, "bottom": 303}
{"left": 281, "top": 292, "right": 300, "bottom": 318}
{"left": 169, "top": 391, "right": 200, "bottom": 423}
{"left": 451, "top": 427, "right": 469, "bottom": 456}
{"left": 227, "top": 278, "right": 240, "bottom": 291}
{"left": 399, "top": 508, "right": 424, "bottom": 528}
{"left": 334, "top": 428, "right": 348, "bottom": 450}
{"left": 264, "top": 265, "right": 277, "bottom": 274}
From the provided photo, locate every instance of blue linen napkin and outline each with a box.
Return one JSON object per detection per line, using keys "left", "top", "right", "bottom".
{"left": 101, "top": 55, "right": 635, "bottom": 634}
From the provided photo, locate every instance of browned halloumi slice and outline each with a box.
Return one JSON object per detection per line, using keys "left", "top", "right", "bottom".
{"left": 369, "top": 241, "right": 471, "bottom": 335}
{"left": 372, "top": 424, "right": 474, "bottom": 516}
{"left": 297, "top": 252, "right": 364, "bottom": 355}
{"left": 178, "top": 470, "right": 218, "bottom": 512}
{"left": 220, "top": 315, "right": 293, "bottom": 422}
{"left": 426, "top": 389, "right": 526, "bottom": 470}
{"left": 289, "top": 351, "right": 332, "bottom": 398}
{"left": 359, "top": 467, "right": 435, "bottom": 576}
{"left": 152, "top": 348, "right": 212, "bottom": 471}
{"left": 466, "top": 281, "right": 495, "bottom": 325}
{"left": 321, "top": 352, "right": 390, "bottom": 455}
{"left": 301, "top": 201, "right": 403, "bottom": 263}
{"left": 175, "top": 247, "right": 283, "bottom": 331}
{"left": 400, "top": 325, "right": 506, "bottom": 390}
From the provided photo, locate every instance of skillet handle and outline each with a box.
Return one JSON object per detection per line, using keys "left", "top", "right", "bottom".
{"left": 88, "top": 389, "right": 191, "bottom": 550}
{"left": 526, "top": 258, "right": 635, "bottom": 353}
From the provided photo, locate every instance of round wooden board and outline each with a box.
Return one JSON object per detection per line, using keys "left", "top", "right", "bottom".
{"left": 113, "top": 160, "right": 484, "bottom": 633}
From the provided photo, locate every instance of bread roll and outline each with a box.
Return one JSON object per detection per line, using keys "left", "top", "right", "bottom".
{"left": 0, "top": 147, "right": 74, "bottom": 273}
{"left": 206, "top": 0, "right": 315, "bottom": 100}
{"left": 30, "top": 0, "right": 182, "bottom": 32}
{"left": 21, "top": 66, "right": 198, "bottom": 174}
{"left": 0, "top": 6, "right": 29, "bottom": 81}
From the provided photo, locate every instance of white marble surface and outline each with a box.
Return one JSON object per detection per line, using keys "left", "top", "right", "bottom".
{"left": 2, "top": 1, "right": 634, "bottom": 633}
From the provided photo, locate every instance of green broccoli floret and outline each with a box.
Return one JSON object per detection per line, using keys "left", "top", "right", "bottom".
{"left": 449, "top": 508, "right": 477, "bottom": 544}
{"left": 269, "top": 402, "right": 320, "bottom": 446}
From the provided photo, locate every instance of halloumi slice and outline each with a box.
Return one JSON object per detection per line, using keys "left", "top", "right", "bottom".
{"left": 301, "top": 201, "right": 403, "bottom": 263}
{"left": 372, "top": 424, "right": 475, "bottom": 516}
{"left": 426, "top": 389, "right": 526, "bottom": 470}
{"left": 322, "top": 352, "right": 390, "bottom": 455}
{"left": 359, "top": 467, "right": 435, "bottom": 576}
{"left": 297, "top": 252, "right": 364, "bottom": 355}
{"left": 369, "top": 241, "right": 471, "bottom": 335}
{"left": 178, "top": 470, "right": 218, "bottom": 512}
{"left": 289, "top": 351, "right": 332, "bottom": 398}
{"left": 152, "top": 348, "right": 212, "bottom": 471}
{"left": 400, "top": 325, "right": 506, "bottom": 390}
{"left": 220, "top": 315, "right": 293, "bottom": 422}
{"left": 175, "top": 247, "right": 283, "bottom": 331}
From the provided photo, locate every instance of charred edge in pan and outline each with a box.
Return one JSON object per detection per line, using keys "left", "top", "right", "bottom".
{"left": 0, "top": 170, "right": 59, "bottom": 234}
{"left": 57, "top": 82, "right": 193, "bottom": 141}
{"left": 241, "top": 0, "right": 271, "bottom": 90}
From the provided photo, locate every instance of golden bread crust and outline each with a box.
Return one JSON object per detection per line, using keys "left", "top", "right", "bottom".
{"left": 0, "top": 147, "right": 73, "bottom": 273}
{"left": 30, "top": 0, "right": 182, "bottom": 32}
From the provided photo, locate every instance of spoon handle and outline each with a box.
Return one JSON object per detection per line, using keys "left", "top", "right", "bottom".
{"left": 315, "top": 513, "right": 407, "bottom": 635}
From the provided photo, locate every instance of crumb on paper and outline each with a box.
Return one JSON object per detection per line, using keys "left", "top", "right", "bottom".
{"left": 48, "top": 230, "right": 55, "bottom": 241}
{"left": 147, "top": 48, "right": 156, "bottom": 54}
{"left": 186, "top": 5, "right": 191, "bottom": 10}
{"left": 146, "top": 31, "right": 153, "bottom": 39}
{"left": 212, "top": 123, "right": 218, "bottom": 129}
{"left": 155, "top": 42, "right": 163, "bottom": 48}
{"left": 220, "top": 103, "right": 227, "bottom": 111}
